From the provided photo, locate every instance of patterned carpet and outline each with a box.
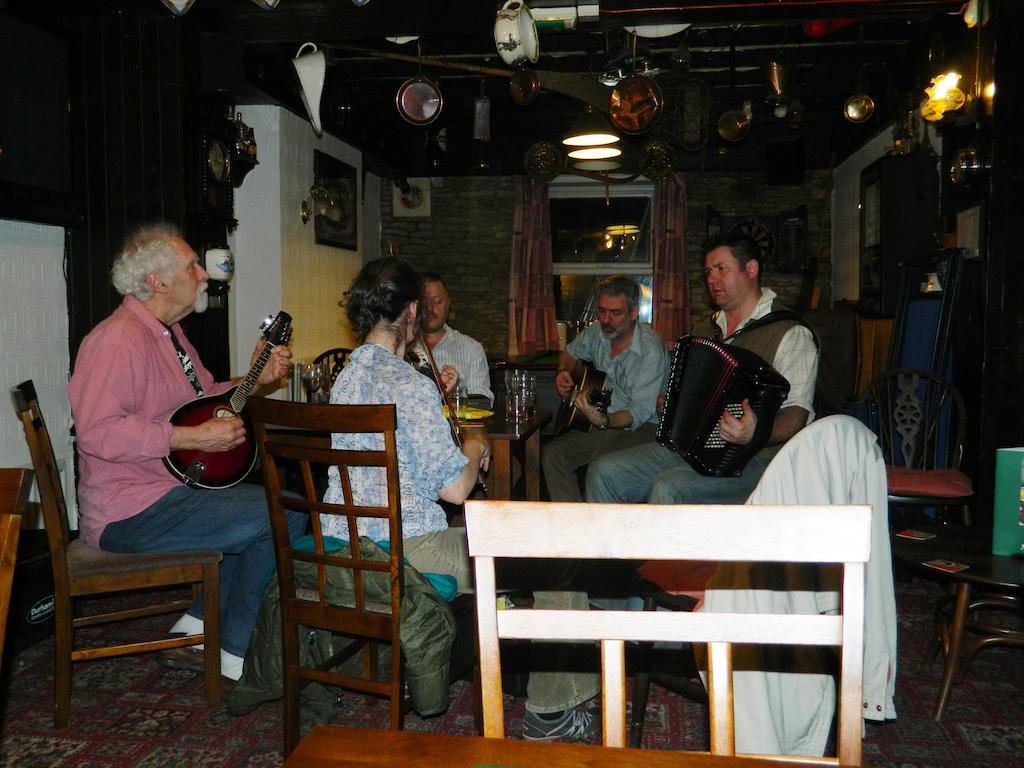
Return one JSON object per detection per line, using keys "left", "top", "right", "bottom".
{"left": 1, "top": 576, "right": 1021, "bottom": 767}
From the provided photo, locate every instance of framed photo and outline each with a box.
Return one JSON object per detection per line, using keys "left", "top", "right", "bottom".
{"left": 392, "top": 177, "right": 431, "bottom": 217}
{"left": 313, "top": 150, "right": 358, "bottom": 250}
{"left": 956, "top": 203, "right": 983, "bottom": 260}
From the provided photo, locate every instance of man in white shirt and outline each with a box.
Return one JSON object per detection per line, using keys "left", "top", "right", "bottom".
{"left": 413, "top": 272, "right": 493, "bottom": 405}
{"left": 587, "top": 233, "right": 819, "bottom": 505}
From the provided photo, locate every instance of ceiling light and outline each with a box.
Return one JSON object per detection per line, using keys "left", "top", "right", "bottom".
{"left": 562, "top": 107, "right": 619, "bottom": 147}
{"left": 567, "top": 146, "right": 622, "bottom": 160}
{"left": 572, "top": 158, "right": 622, "bottom": 172}
{"left": 605, "top": 224, "right": 640, "bottom": 236}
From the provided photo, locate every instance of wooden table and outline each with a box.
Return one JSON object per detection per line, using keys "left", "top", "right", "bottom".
{"left": 892, "top": 526, "right": 1024, "bottom": 721}
{"left": 285, "top": 726, "right": 828, "bottom": 768}
{"left": 474, "top": 409, "right": 550, "bottom": 501}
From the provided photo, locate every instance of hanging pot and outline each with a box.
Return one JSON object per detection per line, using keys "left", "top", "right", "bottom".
{"left": 608, "top": 74, "right": 664, "bottom": 135}
{"left": 396, "top": 76, "right": 444, "bottom": 125}
{"left": 717, "top": 100, "right": 752, "bottom": 142}
{"left": 509, "top": 69, "right": 540, "bottom": 105}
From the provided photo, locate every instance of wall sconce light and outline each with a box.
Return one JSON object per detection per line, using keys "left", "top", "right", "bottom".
{"left": 300, "top": 182, "right": 342, "bottom": 225}
{"left": 292, "top": 43, "right": 326, "bottom": 137}
{"left": 920, "top": 71, "right": 966, "bottom": 122}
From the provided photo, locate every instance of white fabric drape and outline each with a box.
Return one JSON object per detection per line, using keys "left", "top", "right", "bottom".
{"left": 701, "top": 415, "right": 898, "bottom": 756}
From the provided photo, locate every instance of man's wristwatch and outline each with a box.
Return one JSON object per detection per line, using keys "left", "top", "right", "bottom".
{"left": 596, "top": 414, "right": 610, "bottom": 430}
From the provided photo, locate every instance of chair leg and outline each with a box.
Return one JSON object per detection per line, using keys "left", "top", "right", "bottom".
{"left": 54, "top": 612, "right": 74, "bottom": 729}
{"left": 201, "top": 563, "right": 222, "bottom": 707}
{"left": 629, "top": 664, "right": 652, "bottom": 748}
{"left": 283, "top": 630, "right": 302, "bottom": 757}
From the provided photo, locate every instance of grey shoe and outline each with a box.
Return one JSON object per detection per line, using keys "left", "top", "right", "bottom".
{"left": 523, "top": 706, "right": 597, "bottom": 742}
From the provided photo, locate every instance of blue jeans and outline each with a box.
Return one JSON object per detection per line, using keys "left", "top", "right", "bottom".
{"left": 585, "top": 441, "right": 771, "bottom": 504}
{"left": 100, "top": 483, "right": 306, "bottom": 656}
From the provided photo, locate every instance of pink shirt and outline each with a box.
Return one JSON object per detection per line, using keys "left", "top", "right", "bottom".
{"left": 68, "top": 296, "right": 232, "bottom": 547}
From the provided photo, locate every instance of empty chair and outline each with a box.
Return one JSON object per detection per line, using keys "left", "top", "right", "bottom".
{"left": 0, "top": 467, "right": 33, "bottom": 672}
{"left": 857, "top": 368, "right": 973, "bottom": 525}
{"left": 466, "top": 498, "right": 871, "bottom": 764}
{"left": 313, "top": 347, "right": 353, "bottom": 386}
{"left": 11, "top": 380, "right": 222, "bottom": 727}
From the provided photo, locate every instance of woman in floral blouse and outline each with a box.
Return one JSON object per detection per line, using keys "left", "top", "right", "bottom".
{"left": 322, "top": 257, "right": 489, "bottom": 592}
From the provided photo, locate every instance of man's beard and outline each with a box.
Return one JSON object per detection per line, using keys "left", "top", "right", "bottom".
{"left": 193, "top": 282, "right": 209, "bottom": 313}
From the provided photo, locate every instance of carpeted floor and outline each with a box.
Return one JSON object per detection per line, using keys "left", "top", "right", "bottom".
{"left": 0, "top": 576, "right": 1021, "bottom": 767}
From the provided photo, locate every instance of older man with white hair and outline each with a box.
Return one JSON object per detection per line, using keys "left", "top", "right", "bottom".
{"left": 68, "top": 222, "right": 306, "bottom": 681}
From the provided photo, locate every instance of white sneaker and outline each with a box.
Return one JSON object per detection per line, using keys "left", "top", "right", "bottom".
{"left": 170, "top": 612, "right": 205, "bottom": 649}
{"left": 220, "top": 649, "right": 244, "bottom": 681}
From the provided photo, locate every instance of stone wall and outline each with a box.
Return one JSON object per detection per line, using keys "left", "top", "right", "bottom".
{"left": 380, "top": 176, "right": 515, "bottom": 356}
{"left": 379, "top": 171, "right": 831, "bottom": 357}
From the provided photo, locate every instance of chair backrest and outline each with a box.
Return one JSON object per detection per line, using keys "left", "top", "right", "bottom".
{"left": 466, "top": 500, "right": 871, "bottom": 764}
{"left": 312, "top": 347, "right": 353, "bottom": 386}
{"left": 248, "top": 397, "right": 404, "bottom": 722}
{"left": 10, "top": 381, "right": 73, "bottom": 596}
{"left": 0, "top": 467, "right": 33, "bottom": 670}
{"left": 857, "top": 368, "right": 967, "bottom": 471}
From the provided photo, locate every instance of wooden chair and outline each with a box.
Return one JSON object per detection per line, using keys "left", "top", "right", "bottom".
{"left": 0, "top": 467, "right": 33, "bottom": 673}
{"left": 313, "top": 347, "right": 353, "bottom": 386}
{"left": 857, "top": 368, "right": 973, "bottom": 525}
{"left": 248, "top": 396, "right": 407, "bottom": 757}
{"left": 466, "top": 500, "right": 871, "bottom": 765}
{"left": 11, "top": 380, "right": 222, "bottom": 727}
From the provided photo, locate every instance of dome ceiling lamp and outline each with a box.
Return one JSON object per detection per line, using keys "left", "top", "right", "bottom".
{"left": 563, "top": 106, "right": 622, "bottom": 172}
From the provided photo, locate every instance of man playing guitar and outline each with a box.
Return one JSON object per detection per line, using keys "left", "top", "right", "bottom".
{"left": 542, "top": 275, "right": 669, "bottom": 503}
{"left": 68, "top": 223, "right": 306, "bottom": 682}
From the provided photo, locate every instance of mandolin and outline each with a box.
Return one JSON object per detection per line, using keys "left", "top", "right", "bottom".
{"left": 553, "top": 361, "right": 612, "bottom": 436}
{"left": 164, "top": 312, "right": 292, "bottom": 489}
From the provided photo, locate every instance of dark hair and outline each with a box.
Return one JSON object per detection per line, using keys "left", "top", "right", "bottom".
{"left": 705, "top": 232, "right": 762, "bottom": 270}
{"left": 596, "top": 274, "right": 640, "bottom": 310}
{"left": 419, "top": 271, "right": 447, "bottom": 291}
{"left": 344, "top": 257, "right": 421, "bottom": 338}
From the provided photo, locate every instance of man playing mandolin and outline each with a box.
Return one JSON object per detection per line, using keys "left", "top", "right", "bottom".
{"left": 541, "top": 274, "right": 669, "bottom": 503}
{"left": 68, "top": 223, "right": 306, "bottom": 681}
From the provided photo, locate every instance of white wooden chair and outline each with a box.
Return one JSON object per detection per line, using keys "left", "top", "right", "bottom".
{"left": 465, "top": 500, "right": 871, "bottom": 766}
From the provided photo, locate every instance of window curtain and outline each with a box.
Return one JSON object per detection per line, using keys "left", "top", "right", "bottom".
{"left": 651, "top": 172, "right": 690, "bottom": 347}
{"left": 509, "top": 177, "right": 559, "bottom": 356}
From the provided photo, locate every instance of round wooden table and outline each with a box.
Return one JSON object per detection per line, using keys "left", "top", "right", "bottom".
{"left": 892, "top": 525, "right": 1024, "bottom": 721}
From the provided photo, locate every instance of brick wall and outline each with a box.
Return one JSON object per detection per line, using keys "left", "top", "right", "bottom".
{"left": 379, "top": 171, "right": 831, "bottom": 356}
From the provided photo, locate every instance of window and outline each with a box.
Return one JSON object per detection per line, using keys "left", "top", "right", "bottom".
{"left": 549, "top": 177, "right": 654, "bottom": 326}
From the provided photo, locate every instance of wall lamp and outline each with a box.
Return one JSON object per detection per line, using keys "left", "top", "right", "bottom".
{"left": 300, "top": 182, "right": 342, "bottom": 225}
{"left": 920, "top": 71, "right": 967, "bottom": 122}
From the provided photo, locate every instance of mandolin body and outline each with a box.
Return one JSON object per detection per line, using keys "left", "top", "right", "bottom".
{"left": 163, "top": 387, "right": 257, "bottom": 489}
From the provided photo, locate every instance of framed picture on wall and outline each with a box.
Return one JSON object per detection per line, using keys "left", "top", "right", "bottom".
{"left": 313, "top": 150, "right": 358, "bottom": 250}
{"left": 392, "top": 177, "right": 431, "bottom": 217}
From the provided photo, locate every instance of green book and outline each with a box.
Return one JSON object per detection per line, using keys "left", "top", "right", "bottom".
{"left": 992, "top": 447, "right": 1024, "bottom": 556}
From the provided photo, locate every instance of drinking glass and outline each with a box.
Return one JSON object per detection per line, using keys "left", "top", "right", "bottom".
{"left": 302, "top": 362, "right": 326, "bottom": 403}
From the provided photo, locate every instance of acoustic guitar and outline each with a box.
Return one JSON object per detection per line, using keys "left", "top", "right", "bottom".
{"left": 164, "top": 311, "right": 292, "bottom": 489}
{"left": 553, "top": 362, "right": 612, "bottom": 436}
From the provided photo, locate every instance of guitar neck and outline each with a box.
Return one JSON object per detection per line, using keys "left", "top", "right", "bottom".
{"left": 229, "top": 344, "right": 273, "bottom": 412}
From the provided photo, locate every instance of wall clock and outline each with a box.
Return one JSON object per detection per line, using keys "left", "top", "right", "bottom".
{"left": 199, "top": 129, "right": 235, "bottom": 229}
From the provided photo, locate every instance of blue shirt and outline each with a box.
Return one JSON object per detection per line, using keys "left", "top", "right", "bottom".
{"left": 322, "top": 343, "right": 467, "bottom": 541}
{"left": 566, "top": 322, "right": 669, "bottom": 429}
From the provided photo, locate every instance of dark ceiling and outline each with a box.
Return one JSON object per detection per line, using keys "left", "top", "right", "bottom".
{"left": 135, "top": 1, "right": 973, "bottom": 176}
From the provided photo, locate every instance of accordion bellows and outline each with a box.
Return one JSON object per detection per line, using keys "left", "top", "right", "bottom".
{"left": 657, "top": 335, "right": 790, "bottom": 477}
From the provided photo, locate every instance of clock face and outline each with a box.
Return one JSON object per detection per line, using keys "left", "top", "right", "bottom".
{"left": 207, "top": 139, "right": 229, "bottom": 182}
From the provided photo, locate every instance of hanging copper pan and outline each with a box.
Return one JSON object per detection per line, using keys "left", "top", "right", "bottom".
{"left": 509, "top": 69, "right": 540, "bottom": 106}
{"left": 396, "top": 76, "right": 444, "bottom": 125}
{"left": 608, "top": 74, "right": 664, "bottom": 135}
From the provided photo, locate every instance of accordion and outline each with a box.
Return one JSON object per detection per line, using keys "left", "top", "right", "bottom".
{"left": 657, "top": 335, "right": 790, "bottom": 477}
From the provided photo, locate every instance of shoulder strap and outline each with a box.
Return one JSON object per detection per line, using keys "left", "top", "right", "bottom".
{"left": 721, "top": 309, "right": 819, "bottom": 348}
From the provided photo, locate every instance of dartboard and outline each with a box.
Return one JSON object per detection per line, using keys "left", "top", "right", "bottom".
{"left": 734, "top": 217, "right": 776, "bottom": 264}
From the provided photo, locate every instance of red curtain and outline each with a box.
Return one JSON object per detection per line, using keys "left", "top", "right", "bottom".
{"left": 509, "top": 177, "right": 559, "bottom": 356}
{"left": 651, "top": 172, "right": 690, "bottom": 348}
